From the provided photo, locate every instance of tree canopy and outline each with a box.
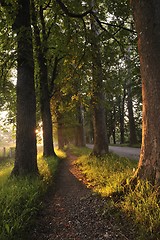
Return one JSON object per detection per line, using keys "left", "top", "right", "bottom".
{"left": 1, "top": 0, "right": 159, "bottom": 187}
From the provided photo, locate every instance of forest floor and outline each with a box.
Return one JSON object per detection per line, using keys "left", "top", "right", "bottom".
{"left": 28, "top": 152, "right": 135, "bottom": 240}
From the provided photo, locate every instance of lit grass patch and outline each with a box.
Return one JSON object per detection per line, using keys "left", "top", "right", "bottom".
{"left": 122, "top": 181, "right": 160, "bottom": 237}
{"left": 66, "top": 144, "right": 92, "bottom": 156}
{"left": 0, "top": 154, "right": 59, "bottom": 240}
{"left": 76, "top": 153, "right": 137, "bottom": 196}
{"left": 0, "top": 159, "right": 14, "bottom": 185}
{"left": 73, "top": 147, "right": 160, "bottom": 239}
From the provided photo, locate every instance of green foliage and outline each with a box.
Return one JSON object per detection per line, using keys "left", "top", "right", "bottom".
{"left": 0, "top": 149, "right": 64, "bottom": 240}
{"left": 1, "top": 0, "right": 142, "bottom": 146}
{"left": 66, "top": 144, "right": 91, "bottom": 156}
{"left": 0, "top": 3, "right": 17, "bottom": 120}
{"left": 0, "top": 158, "right": 14, "bottom": 184}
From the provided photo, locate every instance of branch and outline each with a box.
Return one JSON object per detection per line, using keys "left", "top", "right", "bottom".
{"left": 46, "top": 13, "right": 58, "bottom": 39}
{"left": 55, "top": 0, "right": 92, "bottom": 18}
{"left": 100, "top": 21, "right": 136, "bottom": 34}
{"left": 55, "top": 0, "right": 133, "bottom": 49}
{"left": 39, "top": 5, "right": 47, "bottom": 43}
{"left": 71, "top": 18, "right": 87, "bottom": 77}
{"left": 49, "top": 56, "right": 63, "bottom": 97}
{"left": 42, "top": 0, "right": 52, "bottom": 10}
{"left": 91, "top": 11, "right": 123, "bottom": 49}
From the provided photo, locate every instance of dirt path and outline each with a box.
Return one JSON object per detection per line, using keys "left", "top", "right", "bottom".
{"left": 29, "top": 154, "right": 131, "bottom": 240}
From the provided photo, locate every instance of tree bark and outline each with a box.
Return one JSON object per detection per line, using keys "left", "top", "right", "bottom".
{"left": 108, "top": 105, "right": 116, "bottom": 144}
{"left": 40, "top": 80, "right": 55, "bottom": 157}
{"left": 75, "top": 104, "right": 86, "bottom": 147}
{"left": 125, "top": 47, "right": 137, "bottom": 145}
{"left": 118, "top": 91, "right": 125, "bottom": 144}
{"left": 31, "top": 1, "right": 55, "bottom": 157}
{"left": 11, "top": 0, "right": 38, "bottom": 176}
{"left": 131, "top": 0, "right": 160, "bottom": 186}
{"left": 112, "top": 106, "right": 116, "bottom": 144}
{"left": 57, "top": 123, "right": 65, "bottom": 149}
{"left": 90, "top": 6, "right": 109, "bottom": 156}
{"left": 127, "top": 81, "right": 137, "bottom": 145}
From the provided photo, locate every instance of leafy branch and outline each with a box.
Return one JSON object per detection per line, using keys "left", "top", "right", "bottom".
{"left": 55, "top": 0, "right": 134, "bottom": 50}
{"left": 55, "top": 0, "right": 92, "bottom": 18}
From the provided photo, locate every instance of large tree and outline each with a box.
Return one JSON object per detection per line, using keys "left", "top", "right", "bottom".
{"left": 11, "top": 0, "right": 38, "bottom": 175}
{"left": 90, "top": 8, "right": 109, "bottom": 156}
{"left": 130, "top": 0, "right": 160, "bottom": 186}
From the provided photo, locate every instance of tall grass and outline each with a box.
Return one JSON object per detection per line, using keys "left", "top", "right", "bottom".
{"left": 122, "top": 181, "right": 160, "bottom": 239}
{"left": 76, "top": 152, "right": 137, "bottom": 196}
{"left": 73, "top": 146, "right": 160, "bottom": 240}
{"left": 0, "top": 149, "right": 65, "bottom": 240}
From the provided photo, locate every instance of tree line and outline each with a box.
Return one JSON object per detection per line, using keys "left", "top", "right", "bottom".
{"left": 0, "top": 0, "right": 160, "bottom": 187}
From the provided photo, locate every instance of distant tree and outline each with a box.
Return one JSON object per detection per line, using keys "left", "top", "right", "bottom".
{"left": 130, "top": 0, "right": 160, "bottom": 186}
{"left": 31, "top": 0, "right": 57, "bottom": 157}
{"left": 126, "top": 64, "right": 137, "bottom": 145}
{"left": 90, "top": 7, "right": 109, "bottom": 155}
{"left": 118, "top": 90, "right": 126, "bottom": 144}
{"left": 54, "top": 0, "right": 140, "bottom": 152}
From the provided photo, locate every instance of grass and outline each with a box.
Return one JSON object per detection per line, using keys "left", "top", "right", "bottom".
{"left": 71, "top": 146, "right": 160, "bottom": 240}
{"left": 122, "top": 181, "right": 160, "bottom": 239}
{"left": 75, "top": 148, "right": 137, "bottom": 196}
{"left": 0, "top": 149, "right": 65, "bottom": 240}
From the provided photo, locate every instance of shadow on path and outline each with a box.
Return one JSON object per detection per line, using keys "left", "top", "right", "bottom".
{"left": 29, "top": 154, "right": 132, "bottom": 240}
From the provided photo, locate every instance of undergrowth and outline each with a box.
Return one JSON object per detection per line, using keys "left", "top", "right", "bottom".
{"left": 0, "top": 149, "right": 65, "bottom": 240}
{"left": 72, "top": 146, "right": 160, "bottom": 240}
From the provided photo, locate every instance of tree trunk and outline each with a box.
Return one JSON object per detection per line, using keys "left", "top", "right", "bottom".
{"left": 31, "top": 1, "right": 55, "bottom": 157}
{"left": 108, "top": 105, "right": 116, "bottom": 144}
{"left": 75, "top": 104, "right": 86, "bottom": 147}
{"left": 131, "top": 0, "right": 160, "bottom": 186}
{"left": 118, "top": 92, "right": 125, "bottom": 144}
{"left": 85, "top": 117, "right": 94, "bottom": 144}
{"left": 112, "top": 106, "right": 116, "bottom": 144}
{"left": 127, "top": 81, "right": 137, "bottom": 145}
{"left": 57, "top": 123, "right": 65, "bottom": 149}
{"left": 11, "top": 0, "right": 38, "bottom": 176}
{"left": 90, "top": 5, "right": 109, "bottom": 155}
{"left": 125, "top": 47, "right": 137, "bottom": 145}
{"left": 40, "top": 82, "right": 55, "bottom": 156}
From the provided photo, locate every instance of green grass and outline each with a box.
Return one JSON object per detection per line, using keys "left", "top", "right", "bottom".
{"left": 122, "top": 181, "right": 160, "bottom": 239}
{"left": 66, "top": 144, "right": 92, "bottom": 156}
{"left": 72, "top": 146, "right": 160, "bottom": 240}
{"left": 75, "top": 149, "right": 137, "bottom": 196}
{"left": 0, "top": 149, "right": 65, "bottom": 240}
{"left": 0, "top": 159, "right": 14, "bottom": 185}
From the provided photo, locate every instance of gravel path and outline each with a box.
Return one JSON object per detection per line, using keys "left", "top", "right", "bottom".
{"left": 29, "top": 153, "right": 131, "bottom": 240}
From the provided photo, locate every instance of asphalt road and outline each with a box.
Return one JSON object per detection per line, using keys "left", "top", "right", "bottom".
{"left": 86, "top": 144, "right": 140, "bottom": 160}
